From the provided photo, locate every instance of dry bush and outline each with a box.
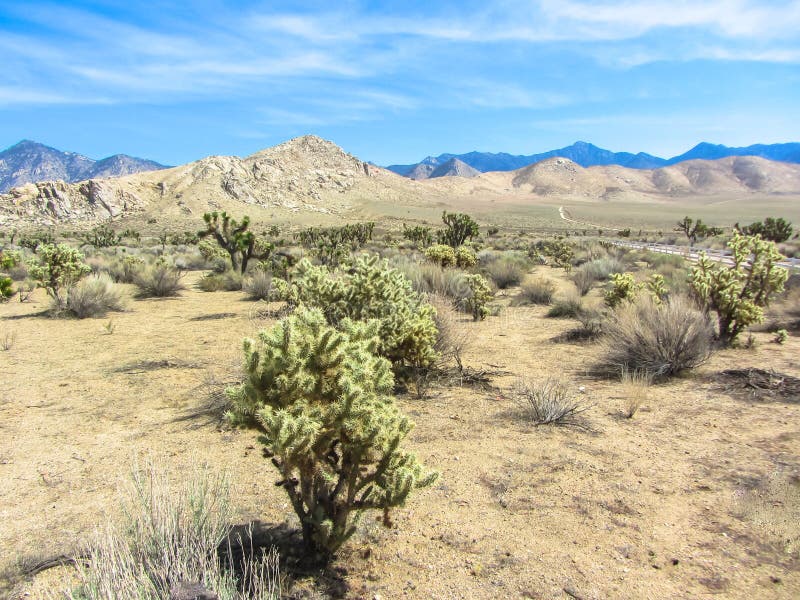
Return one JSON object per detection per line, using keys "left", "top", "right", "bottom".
{"left": 66, "top": 274, "right": 125, "bottom": 318}
{"left": 619, "top": 367, "right": 653, "bottom": 418}
{"left": 429, "top": 293, "right": 471, "bottom": 371}
{"left": 197, "top": 270, "right": 243, "bottom": 292}
{"left": 517, "top": 276, "right": 556, "bottom": 305}
{"left": 243, "top": 270, "right": 273, "bottom": 301}
{"left": 512, "top": 377, "right": 591, "bottom": 426}
{"left": 485, "top": 256, "right": 527, "bottom": 289}
{"left": 1, "top": 329, "right": 15, "bottom": 351}
{"left": 572, "top": 257, "right": 626, "bottom": 295}
{"left": 48, "top": 459, "right": 280, "bottom": 600}
{"left": 134, "top": 262, "right": 185, "bottom": 297}
{"left": 395, "top": 259, "right": 471, "bottom": 304}
{"left": 597, "top": 295, "right": 713, "bottom": 380}
{"left": 546, "top": 287, "right": 584, "bottom": 318}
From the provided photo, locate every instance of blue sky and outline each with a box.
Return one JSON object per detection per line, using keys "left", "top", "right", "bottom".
{"left": 1, "top": 0, "right": 799, "bottom": 166}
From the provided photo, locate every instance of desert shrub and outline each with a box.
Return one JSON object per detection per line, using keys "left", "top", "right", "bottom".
{"left": 689, "top": 232, "right": 788, "bottom": 345}
{"left": 437, "top": 211, "right": 479, "bottom": 247}
{"left": 485, "top": 257, "right": 526, "bottom": 289}
{"left": 512, "top": 377, "right": 590, "bottom": 426}
{"left": 54, "top": 460, "right": 280, "bottom": 600}
{"left": 134, "top": 260, "right": 185, "bottom": 297}
{"left": 173, "top": 251, "right": 208, "bottom": 271}
{"left": 429, "top": 293, "right": 470, "bottom": 371}
{"left": 597, "top": 295, "right": 713, "bottom": 379}
{"left": 572, "top": 257, "right": 625, "bottom": 295}
{"left": 198, "top": 270, "right": 243, "bottom": 292}
{"left": 455, "top": 246, "right": 477, "bottom": 268}
{"left": 424, "top": 244, "right": 456, "bottom": 267}
{"left": 276, "top": 255, "right": 438, "bottom": 372}
{"left": 29, "top": 243, "right": 91, "bottom": 309}
{"left": 66, "top": 274, "right": 125, "bottom": 318}
{"left": 518, "top": 276, "right": 556, "bottom": 305}
{"left": 226, "top": 307, "right": 437, "bottom": 558}
{"left": 243, "top": 270, "right": 273, "bottom": 300}
{"left": 547, "top": 288, "right": 584, "bottom": 318}
{"left": 107, "top": 255, "right": 145, "bottom": 283}
{"left": 81, "top": 223, "right": 120, "bottom": 248}
{"left": 0, "top": 276, "right": 12, "bottom": 302}
{"left": 395, "top": 260, "right": 472, "bottom": 307}
{"left": 0, "top": 249, "right": 22, "bottom": 270}
{"left": 461, "top": 273, "right": 493, "bottom": 320}
{"left": 736, "top": 217, "right": 793, "bottom": 243}
{"left": 402, "top": 224, "right": 433, "bottom": 246}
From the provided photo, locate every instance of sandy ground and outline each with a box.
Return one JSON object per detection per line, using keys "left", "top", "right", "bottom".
{"left": 1, "top": 268, "right": 799, "bottom": 599}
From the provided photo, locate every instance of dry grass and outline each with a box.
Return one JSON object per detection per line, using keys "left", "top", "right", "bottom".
{"left": 511, "top": 377, "right": 591, "bottom": 427}
{"left": 1, "top": 329, "right": 15, "bottom": 351}
{"left": 243, "top": 271, "right": 273, "bottom": 301}
{"left": 65, "top": 275, "right": 126, "bottom": 318}
{"left": 546, "top": 287, "right": 584, "bottom": 318}
{"left": 597, "top": 295, "right": 714, "bottom": 379}
{"left": 46, "top": 459, "right": 280, "bottom": 600}
{"left": 517, "top": 276, "right": 556, "bottom": 305}
{"left": 485, "top": 257, "right": 527, "bottom": 289}
{"left": 618, "top": 367, "right": 653, "bottom": 418}
{"left": 429, "top": 293, "right": 471, "bottom": 371}
{"left": 134, "top": 263, "right": 185, "bottom": 297}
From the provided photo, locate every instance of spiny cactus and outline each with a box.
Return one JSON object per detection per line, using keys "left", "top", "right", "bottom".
{"left": 424, "top": 244, "right": 456, "bottom": 267}
{"left": 689, "top": 232, "right": 788, "bottom": 345}
{"left": 462, "top": 273, "right": 493, "bottom": 321}
{"left": 454, "top": 246, "right": 477, "bottom": 268}
{"left": 437, "top": 211, "right": 479, "bottom": 248}
{"left": 198, "top": 212, "right": 273, "bottom": 273}
{"left": 604, "top": 273, "right": 640, "bottom": 308}
{"left": 81, "top": 223, "right": 120, "bottom": 248}
{"left": 227, "top": 307, "right": 438, "bottom": 559}
{"left": 275, "top": 255, "right": 438, "bottom": 373}
{"left": 293, "top": 222, "right": 375, "bottom": 266}
{"left": 402, "top": 224, "right": 433, "bottom": 247}
{"left": 28, "top": 243, "right": 91, "bottom": 308}
{"left": 0, "top": 276, "right": 12, "bottom": 302}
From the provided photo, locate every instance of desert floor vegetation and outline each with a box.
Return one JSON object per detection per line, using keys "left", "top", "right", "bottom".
{"left": 1, "top": 220, "right": 800, "bottom": 600}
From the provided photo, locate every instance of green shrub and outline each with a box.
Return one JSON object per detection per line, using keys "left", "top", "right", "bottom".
{"left": 597, "top": 295, "right": 713, "bottom": 379}
{"left": 134, "top": 260, "right": 185, "bottom": 297}
{"left": 437, "top": 211, "right": 479, "bottom": 248}
{"left": 572, "top": 257, "right": 625, "bottom": 295}
{"left": 689, "top": 232, "right": 788, "bottom": 345}
{"left": 108, "top": 255, "right": 146, "bottom": 284}
{"left": 276, "top": 255, "right": 438, "bottom": 372}
{"left": 197, "top": 270, "right": 243, "bottom": 292}
{"left": 736, "top": 217, "right": 793, "bottom": 243}
{"left": 518, "top": 276, "right": 556, "bottom": 305}
{"left": 461, "top": 273, "right": 492, "bottom": 320}
{"left": 226, "top": 307, "right": 437, "bottom": 558}
{"left": 28, "top": 243, "right": 91, "bottom": 308}
{"left": 0, "top": 276, "right": 12, "bottom": 302}
{"left": 424, "top": 244, "right": 456, "bottom": 267}
{"left": 66, "top": 274, "right": 125, "bottom": 318}
{"left": 402, "top": 224, "right": 433, "bottom": 247}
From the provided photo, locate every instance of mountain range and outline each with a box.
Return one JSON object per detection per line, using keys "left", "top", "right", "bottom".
{"left": 387, "top": 141, "right": 800, "bottom": 180}
{"left": 2, "top": 135, "right": 800, "bottom": 229}
{"left": 0, "top": 140, "right": 168, "bottom": 193}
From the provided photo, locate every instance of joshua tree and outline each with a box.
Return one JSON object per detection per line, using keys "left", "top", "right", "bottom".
{"left": 198, "top": 212, "right": 273, "bottom": 273}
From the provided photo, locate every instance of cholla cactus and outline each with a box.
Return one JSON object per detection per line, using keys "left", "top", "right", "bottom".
{"left": 424, "top": 244, "right": 456, "bottom": 267}
{"left": 455, "top": 246, "right": 477, "bottom": 268}
{"left": 689, "top": 232, "right": 788, "bottom": 345}
{"left": 645, "top": 273, "right": 668, "bottom": 304}
{"left": 227, "top": 307, "right": 438, "bottom": 558}
{"left": 276, "top": 255, "right": 438, "bottom": 373}
{"left": 605, "top": 272, "right": 641, "bottom": 308}
{"left": 0, "top": 276, "right": 12, "bottom": 301}
{"left": 462, "top": 273, "right": 493, "bottom": 320}
{"left": 28, "top": 243, "right": 91, "bottom": 308}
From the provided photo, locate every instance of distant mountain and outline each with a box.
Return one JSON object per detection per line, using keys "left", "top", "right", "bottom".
{"left": 0, "top": 140, "right": 168, "bottom": 192}
{"left": 429, "top": 158, "right": 480, "bottom": 179}
{"left": 386, "top": 141, "right": 800, "bottom": 179}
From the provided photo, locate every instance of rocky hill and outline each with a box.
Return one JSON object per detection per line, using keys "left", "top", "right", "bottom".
{"left": 0, "top": 136, "right": 383, "bottom": 226}
{"left": 0, "top": 140, "right": 167, "bottom": 193}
